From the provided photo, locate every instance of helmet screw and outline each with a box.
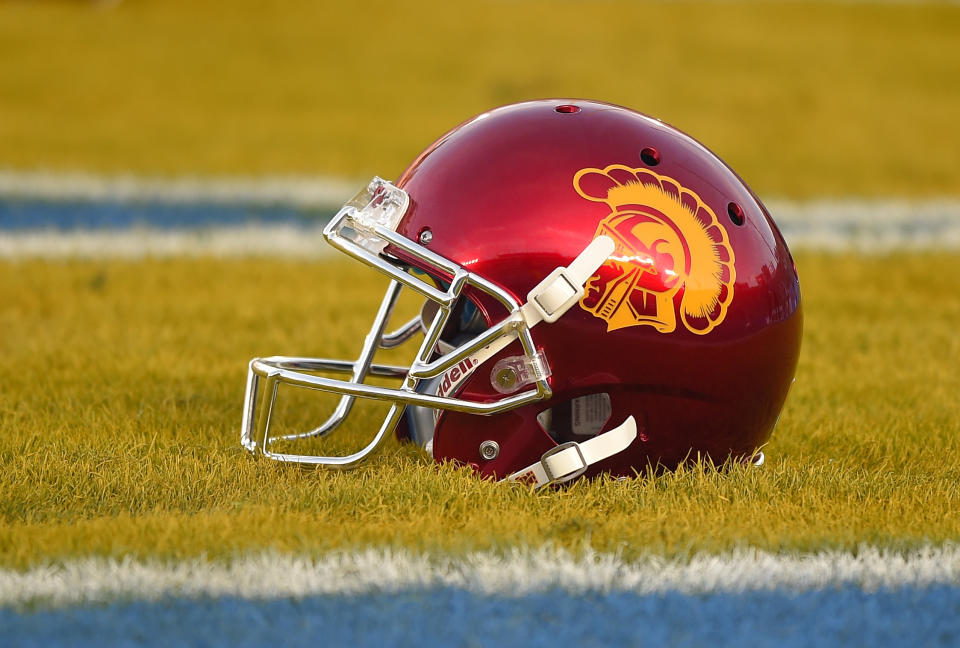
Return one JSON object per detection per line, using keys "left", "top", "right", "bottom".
{"left": 418, "top": 228, "right": 433, "bottom": 245}
{"left": 479, "top": 440, "right": 500, "bottom": 461}
{"left": 494, "top": 367, "right": 518, "bottom": 391}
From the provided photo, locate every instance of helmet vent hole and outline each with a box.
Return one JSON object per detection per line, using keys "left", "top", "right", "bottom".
{"left": 727, "top": 202, "right": 746, "bottom": 226}
{"left": 640, "top": 147, "right": 660, "bottom": 166}
{"left": 555, "top": 104, "right": 580, "bottom": 114}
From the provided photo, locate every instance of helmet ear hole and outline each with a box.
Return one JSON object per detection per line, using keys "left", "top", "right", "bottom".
{"left": 536, "top": 393, "right": 612, "bottom": 444}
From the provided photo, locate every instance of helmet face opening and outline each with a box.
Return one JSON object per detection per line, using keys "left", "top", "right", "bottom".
{"left": 240, "top": 99, "right": 801, "bottom": 487}
{"left": 416, "top": 279, "right": 491, "bottom": 354}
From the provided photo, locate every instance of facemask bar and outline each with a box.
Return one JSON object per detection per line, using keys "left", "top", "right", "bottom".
{"left": 268, "top": 279, "right": 414, "bottom": 444}
{"left": 240, "top": 282, "right": 548, "bottom": 467}
{"left": 241, "top": 178, "right": 558, "bottom": 467}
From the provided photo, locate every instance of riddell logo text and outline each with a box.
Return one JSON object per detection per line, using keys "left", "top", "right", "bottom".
{"left": 436, "top": 357, "right": 478, "bottom": 398}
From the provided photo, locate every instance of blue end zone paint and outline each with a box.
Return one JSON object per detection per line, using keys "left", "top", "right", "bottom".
{"left": 3, "top": 586, "right": 959, "bottom": 647}
{"left": 0, "top": 199, "right": 333, "bottom": 230}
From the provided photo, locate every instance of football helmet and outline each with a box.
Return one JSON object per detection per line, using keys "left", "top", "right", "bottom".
{"left": 241, "top": 99, "right": 802, "bottom": 487}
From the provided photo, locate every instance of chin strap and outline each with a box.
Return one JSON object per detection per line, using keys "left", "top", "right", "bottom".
{"left": 520, "top": 235, "right": 616, "bottom": 327}
{"left": 504, "top": 416, "right": 638, "bottom": 488}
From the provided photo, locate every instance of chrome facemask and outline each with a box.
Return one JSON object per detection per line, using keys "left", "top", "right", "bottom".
{"left": 240, "top": 177, "right": 615, "bottom": 469}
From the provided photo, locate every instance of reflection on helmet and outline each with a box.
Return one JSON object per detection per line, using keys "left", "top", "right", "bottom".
{"left": 240, "top": 99, "right": 802, "bottom": 488}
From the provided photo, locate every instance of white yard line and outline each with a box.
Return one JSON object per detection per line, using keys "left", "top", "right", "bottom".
{"left": 0, "top": 225, "right": 333, "bottom": 259}
{"left": 0, "top": 170, "right": 358, "bottom": 207}
{"left": 766, "top": 198, "right": 960, "bottom": 252}
{"left": 2, "top": 545, "right": 959, "bottom": 607}
{"left": 1, "top": 170, "right": 959, "bottom": 255}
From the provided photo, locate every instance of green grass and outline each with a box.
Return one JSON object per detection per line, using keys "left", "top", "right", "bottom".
{"left": 1, "top": 253, "right": 958, "bottom": 569}
{"left": 1, "top": 0, "right": 959, "bottom": 197}
{"left": 2, "top": 0, "right": 958, "bottom": 569}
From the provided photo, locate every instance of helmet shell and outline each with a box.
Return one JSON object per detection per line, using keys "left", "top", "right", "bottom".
{"left": 392, "top": 99, "right": 801, "bottom": 478}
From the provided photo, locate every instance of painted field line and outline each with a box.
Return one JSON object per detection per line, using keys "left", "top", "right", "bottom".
{"left": 2, "top": 170, "right": 960, "bottom": 254}
{"left": 2, "top": 545, "right": 959, "bottom": 608}
{"left": 0, "top": 170, "right": 358, "bottom": 208}
{"left": 766, "top": 198, "right": 960, "bottom": 252}
{"left": 3, "top": 212, "right": 959, "bottom": 258}
{"left": 0, "top": 225, "right": 332, "bottom": 259}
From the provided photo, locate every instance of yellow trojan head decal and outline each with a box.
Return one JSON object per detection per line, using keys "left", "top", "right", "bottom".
{"left": 574, "top": 165, "right": 736, "bottom": 335}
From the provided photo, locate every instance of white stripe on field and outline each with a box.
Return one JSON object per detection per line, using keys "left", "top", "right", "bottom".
{"left": 0, "top": 225, "right": 332, "bottom": 259}
{"left": 766, "top": 198, "right": 960, "bottom": 252}
{"left": 2, "top": 170, "right": 960, "bottom": 254}
{"left": 2, "top": 545, "right": 959, "bottom": 608}
{"left": 2, "top": 204, "right": 958, "bottom": 257}
{"left": 0, "top": 170, "right": 358, "bottom": 207}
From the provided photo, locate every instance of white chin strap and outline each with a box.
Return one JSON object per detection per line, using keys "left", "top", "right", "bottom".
{"left": 503, "top": 235, "right": 637, "bottom": 488}
{"left": 504, "top": 416, "right": 638, "bottom": 488}
{"left": 416, "top": 234, "right": 635, "bottom": 486}
{"left": 520, "top": 235, "right": 616, "bottom": 327}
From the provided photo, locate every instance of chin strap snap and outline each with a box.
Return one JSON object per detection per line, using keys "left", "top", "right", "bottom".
{"left": 504, "top": 416, "right": 637, "bottom": 488}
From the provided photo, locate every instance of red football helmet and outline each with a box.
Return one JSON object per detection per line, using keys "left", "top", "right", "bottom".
{"left": 241, "top": 99, "right": 802, "bottom": 487}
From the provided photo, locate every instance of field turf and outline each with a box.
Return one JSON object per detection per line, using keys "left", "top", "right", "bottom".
{"left": 2, "top": 1, "right": 958, "bottom": 644}
{"left": 2, "top": 252, "right": 958, "bottom": 569}
{"left": 1, "top": 0, "right": 959, "bottom": 198}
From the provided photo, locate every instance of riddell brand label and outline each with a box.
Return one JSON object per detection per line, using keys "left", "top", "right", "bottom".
{"left": 436, "top": 356, "right": 479, "bottom": 399}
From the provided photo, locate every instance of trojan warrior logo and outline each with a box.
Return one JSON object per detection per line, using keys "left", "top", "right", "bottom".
{"left": 574, "top": 165, "right": 736, "bottom": 335}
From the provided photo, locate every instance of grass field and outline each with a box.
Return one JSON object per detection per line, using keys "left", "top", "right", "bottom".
{"left": 1, "top": 0, "right": 959, "bottom": 604}
{"left": 1, "top": 0, "right": 959, "bottom": 197}
{"left": 2, "top": 251, "right": 958, "bottom": 570}
{"left": 1, "top": 1, "right": 958, "bottom": 644}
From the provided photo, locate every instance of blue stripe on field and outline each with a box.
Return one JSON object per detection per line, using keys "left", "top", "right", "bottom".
{"left": 0, "top": 199, "right": 333, "bottom": 230}
{"left": 2, "top": 586, "right": 959, "bottom": 648}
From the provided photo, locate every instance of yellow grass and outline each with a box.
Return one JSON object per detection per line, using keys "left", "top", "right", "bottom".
{"left": 1, "top": 252, "right": 958, "bottom": 568}
{"left": 0, "top": 0, "right": 958, "bottom": 197}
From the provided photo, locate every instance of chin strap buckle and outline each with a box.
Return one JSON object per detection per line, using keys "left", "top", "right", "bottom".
{"left": 520, "top": 235, "right": 615, "bottom": 326}
{"left": 504, "top": 415, "right": 637, "bottom": 488}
